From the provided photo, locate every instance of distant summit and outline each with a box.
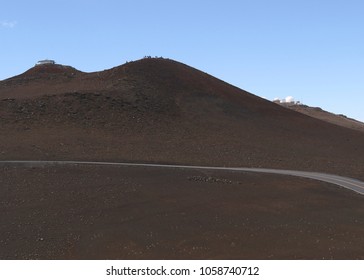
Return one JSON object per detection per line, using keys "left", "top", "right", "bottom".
{"left": 3, "top": 61, "right": 82, "bottom": 84}
{"left": 278, "top": 100, "right": 364, "bottom": 133}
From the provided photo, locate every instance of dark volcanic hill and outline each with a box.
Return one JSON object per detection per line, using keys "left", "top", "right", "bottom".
{"left": 280, "top": 102, "right": 364, "bottom": 133}
{"left": 1, "top": 58, "right": 364, "bottom": 180}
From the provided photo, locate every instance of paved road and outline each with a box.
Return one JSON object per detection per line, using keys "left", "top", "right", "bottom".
{"left": 1, "top": 160, "right": 364, "bottom": 195}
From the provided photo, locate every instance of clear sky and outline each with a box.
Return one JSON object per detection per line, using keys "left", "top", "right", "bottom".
{"left": 1, "top": 0, "right": 363, "bottom": 121}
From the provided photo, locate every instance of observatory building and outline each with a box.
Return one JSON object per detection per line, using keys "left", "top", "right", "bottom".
{"left": 36, "top": 59, "right": 55, "bottom": 66}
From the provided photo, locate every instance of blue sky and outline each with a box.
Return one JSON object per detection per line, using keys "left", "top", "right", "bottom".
{"left": 1, "top": 0, "right": 364, "bottom": 121}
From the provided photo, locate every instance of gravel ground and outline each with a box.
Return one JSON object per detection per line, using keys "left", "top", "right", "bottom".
{"left": 1, "top": 165, "right": 364, "bottom": 260}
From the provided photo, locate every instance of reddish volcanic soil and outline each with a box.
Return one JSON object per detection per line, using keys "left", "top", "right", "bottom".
{"left": 1, "top": 164, "right": 364, "bottom": 260}
{"left": 280, "top": 103, "right": 364, "bottom": 133}
{"left": 1, "top": 58, "right": 364, "bottom": 259}
{"left": 1, "top": 58, "right": 364, "bottom": 180}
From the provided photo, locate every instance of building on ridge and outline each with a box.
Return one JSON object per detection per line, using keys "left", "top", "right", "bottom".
{"left": 36, "top": 59, "right": 56, "bottom": 66}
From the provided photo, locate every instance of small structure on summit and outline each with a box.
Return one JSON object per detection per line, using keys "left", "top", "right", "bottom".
{"left": 273, "top": 96, "right": 301, "bottom": 105}
{"left": 36, "top": 59, "right": 55, "bottom": 66}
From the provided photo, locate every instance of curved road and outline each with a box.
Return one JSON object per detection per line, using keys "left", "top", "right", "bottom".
{"left": 1, "top": 160, "right": 364, "bottom": 195}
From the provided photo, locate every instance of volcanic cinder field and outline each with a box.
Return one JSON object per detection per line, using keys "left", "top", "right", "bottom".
{"left": 1, "top": 58, "right": 364, "bottom": 259}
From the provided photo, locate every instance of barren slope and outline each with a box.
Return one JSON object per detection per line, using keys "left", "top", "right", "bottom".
{"left": 281, "top": 103, "right": 364, "bottom": 133}
{"left": 1, "top": 58, "right": 364, "bottom": 180}
{"left": 1, "top": 164, "right": 364, "bottom": 260}
{"left": 2, "top": 58, "right": 364, "bottom": 260}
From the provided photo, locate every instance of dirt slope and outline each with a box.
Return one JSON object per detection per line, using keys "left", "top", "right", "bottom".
{"left": 2, "top": 58, "right": 364, "bottom": 260}
{"left": 280, "top": 103, "right": 364, "bottom": 133}
{"left": 2, "top": 165, "right": 364, "bottom": 260}
{"left": 1, "top": 58, "right": 364, "bottom": 180}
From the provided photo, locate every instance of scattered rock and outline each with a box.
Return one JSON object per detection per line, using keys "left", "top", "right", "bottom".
{"left": 188, "top": 176, "right": 233, "bottom": 184}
